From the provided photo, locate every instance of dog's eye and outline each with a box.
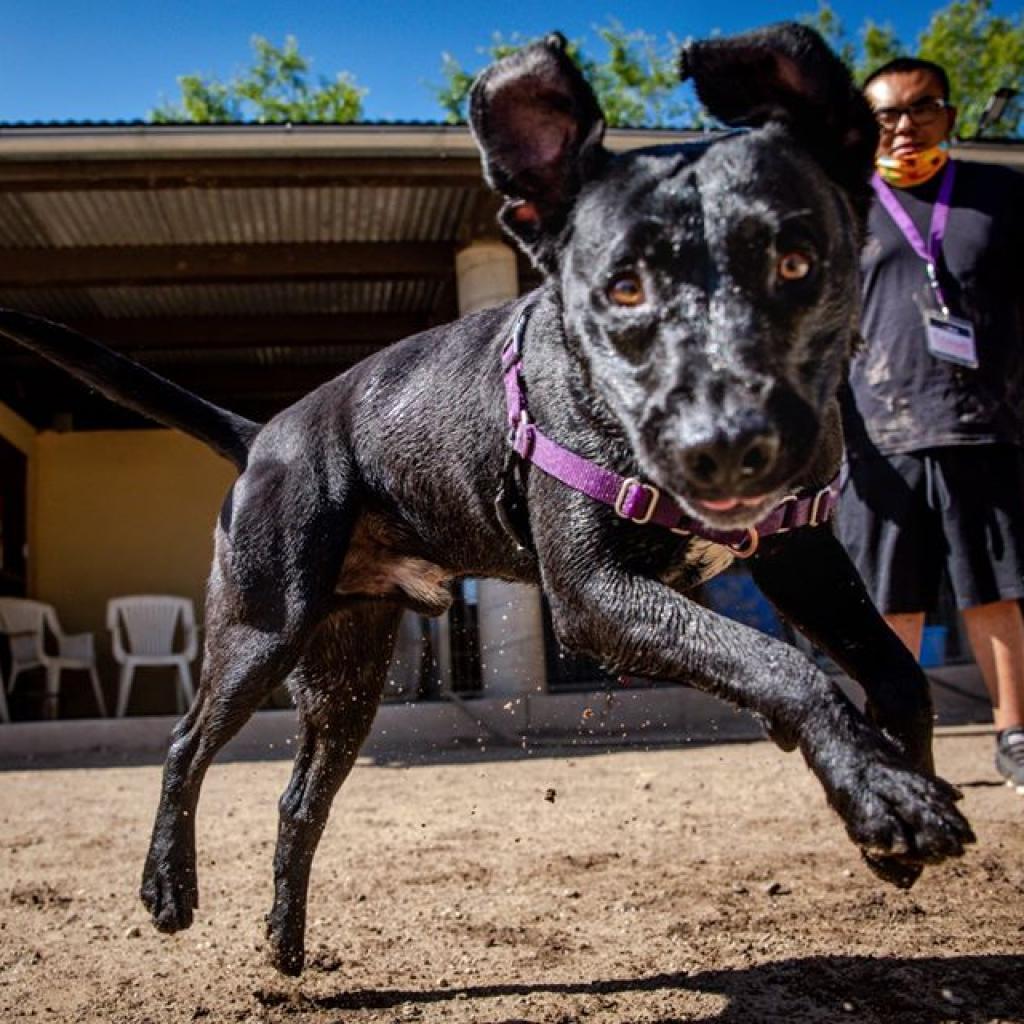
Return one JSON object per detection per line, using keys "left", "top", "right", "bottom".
{"left": 777, "top": 252, "right": 812, "bottom": 282}
{"left": 607, "top": 273, "right": 646, "bottom": 307}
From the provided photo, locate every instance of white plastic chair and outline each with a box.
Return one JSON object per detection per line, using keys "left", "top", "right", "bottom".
{"left": 107, "top": 595, "right": 198, "bottom": 717}
{"left": 0, "top": 598, "right": 107, "bottom": 717}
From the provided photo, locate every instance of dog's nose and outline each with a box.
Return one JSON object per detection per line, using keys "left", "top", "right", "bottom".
{"left": 679, "top": 423, "right": 781, "bottom": 494}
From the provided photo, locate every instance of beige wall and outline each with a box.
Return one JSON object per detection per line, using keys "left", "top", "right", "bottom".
{"left": 33, "top": 428, "right": 235, "bottom": 635}
{"left": 0, "top": 402, "right": 37, "bottom": 591}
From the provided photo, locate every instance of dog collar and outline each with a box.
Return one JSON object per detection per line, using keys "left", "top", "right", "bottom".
{"left": 500, "top": 313, "right": 838, "bottom": 557}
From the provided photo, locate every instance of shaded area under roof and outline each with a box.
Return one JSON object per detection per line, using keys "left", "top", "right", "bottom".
{"left": 0, "top": 123, "right": 1020, "bottom": 430}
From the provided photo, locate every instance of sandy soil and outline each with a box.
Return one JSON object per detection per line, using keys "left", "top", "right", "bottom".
{"left": 1, "top": 730, "right": 1022, "bottom": 1024}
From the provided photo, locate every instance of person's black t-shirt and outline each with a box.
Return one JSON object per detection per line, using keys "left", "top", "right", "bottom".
{"left": 843, "top": 159, "right": 1024, "bottom": 456}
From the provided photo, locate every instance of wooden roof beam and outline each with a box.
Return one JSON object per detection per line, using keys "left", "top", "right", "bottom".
{"left": 0, "top": 157, "right": 485, "bottom": 192}
{"left": 0, "top": 241, "right": 454, "bottom": 288}
{"left": 56, "top": 312, "right": 431, "bottom": 350}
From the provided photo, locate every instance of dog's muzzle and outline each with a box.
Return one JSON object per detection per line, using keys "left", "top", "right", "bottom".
{"left": 499, "top": 310, "right": 838, "bottom": 556}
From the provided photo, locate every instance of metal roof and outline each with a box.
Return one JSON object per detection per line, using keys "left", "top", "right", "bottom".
{"left": 0, "top": 125, "right": 498, "bottom": 426}
{"left": 0, "top": 123, "right": 1020, "bottom": 429}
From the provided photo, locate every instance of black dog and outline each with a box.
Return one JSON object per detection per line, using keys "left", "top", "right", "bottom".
{"left": 0, "top": 23, "right": 973, "bottom": 976}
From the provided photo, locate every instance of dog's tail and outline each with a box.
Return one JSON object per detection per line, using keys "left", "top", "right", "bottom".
{"left": 0, "top": 309, "right": 260, "bottom": 471}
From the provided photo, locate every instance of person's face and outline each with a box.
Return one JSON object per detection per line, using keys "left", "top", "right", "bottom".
{"left": 865, "top": 69, "right": 956, "bottom": 159}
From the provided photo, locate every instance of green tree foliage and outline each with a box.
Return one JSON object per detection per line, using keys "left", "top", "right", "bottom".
{"left": 801, "top": 1, "right": 900, "bottom": 80}
{"left": 917, "top": 1, "right": 1024, "bottom": 137}
{"left": 432, "top": 21, "right": 700, "bottom": 128}
{"left": 805, "top": 0, "right": 1023, "bottom": 137}
{"left": 149, "top": 35, "right": 366, "bottom": 124}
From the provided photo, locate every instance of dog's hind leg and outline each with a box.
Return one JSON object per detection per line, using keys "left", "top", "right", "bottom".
{"left": 264, "top": 602, "right": 402, "bottom": 976}
{"left": 140, "top": 587, "right": 318, "bottom": 935}
{"left": 141, "top": 453, "right": 357, "bottom": 936}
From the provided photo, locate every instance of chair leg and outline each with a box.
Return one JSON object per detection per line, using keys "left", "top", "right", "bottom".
{"left": 44, "top": 665, "right": 60, "bottom": 720}
{"left": 116, "top": 664, "right": 135, "bottom": 718}
{"left": 176, "top": 662, "right": 195, "bottom": 713}
{"left": 0, "top": 676, "right": 9, "bottom": 723}
{"left": 89, "top": 666, "right": 108, "bottom": 718}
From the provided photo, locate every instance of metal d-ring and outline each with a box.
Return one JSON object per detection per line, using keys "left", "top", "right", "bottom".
{"left": 729, "top": 527, "right": 760, "bottom": 559}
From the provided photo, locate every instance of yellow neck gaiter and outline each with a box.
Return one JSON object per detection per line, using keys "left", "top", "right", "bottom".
{"left": 875, "top": 145, "right": 950, "bottom": 187}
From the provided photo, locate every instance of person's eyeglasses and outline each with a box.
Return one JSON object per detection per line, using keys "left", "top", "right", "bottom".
{"left": 872, "top": 97, "right": 949, "bottom": 131}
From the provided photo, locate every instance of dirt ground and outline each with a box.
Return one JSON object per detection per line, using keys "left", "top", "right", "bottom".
{"left": 1, "top": 730, "right": 1022, "bottom": 1024}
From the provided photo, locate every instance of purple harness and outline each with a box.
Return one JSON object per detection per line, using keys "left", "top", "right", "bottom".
{"left": 499, "top": 313, "right": 838, "bottom": 558}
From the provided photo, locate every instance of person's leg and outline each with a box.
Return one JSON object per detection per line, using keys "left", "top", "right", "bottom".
{"left": 932, "top": 445, "right": 1024, "bottom": 790}
{"left": 966, "top": 598, "right": 1024, "bottom": 791}
{"left": 962, "top": 599, "right": 1024, "bottom": 730}
{"left": 884, "top": 612, "right": 926, "bottom": 659}
{"left": 837, "top": 452, "right": 940, "bottom": 658}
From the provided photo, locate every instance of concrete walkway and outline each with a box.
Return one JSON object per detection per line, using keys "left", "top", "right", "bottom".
{"left": 0, "top": 663, "right": 993, "bottom": 769}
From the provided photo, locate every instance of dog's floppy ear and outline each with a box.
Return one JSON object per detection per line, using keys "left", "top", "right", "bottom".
{"left": 469, "top": 33, "right": 608, "bottom": 269}
{"left": 680, "top": 22, "right": 878, "bottom": 219}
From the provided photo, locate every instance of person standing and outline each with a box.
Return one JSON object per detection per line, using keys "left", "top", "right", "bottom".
{"left": 838, "top": 57, "right": 1024, "bottom": 793}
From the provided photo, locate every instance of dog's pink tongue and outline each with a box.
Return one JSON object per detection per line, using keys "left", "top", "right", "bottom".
{"left": 698, "top": 495, "right": 768, "bottom": 512}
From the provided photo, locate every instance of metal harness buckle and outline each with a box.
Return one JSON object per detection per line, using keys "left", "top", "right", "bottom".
{"left": 614, "top": 478, "right": 659, "bottom": 525}
{"left": 808, "top": 486, "right": 834, "bottom": 527}
{"left": 770, "top": 493, "right": 799, "bottom": 534}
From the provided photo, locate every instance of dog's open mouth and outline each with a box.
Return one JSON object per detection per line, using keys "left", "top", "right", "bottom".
{"left": 686, "top": 492, "right": 779, "bottom": 530}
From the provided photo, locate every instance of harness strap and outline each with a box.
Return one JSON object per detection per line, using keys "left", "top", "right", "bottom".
{"left": 501, "top": 314, "right": 838, "bottom": 555}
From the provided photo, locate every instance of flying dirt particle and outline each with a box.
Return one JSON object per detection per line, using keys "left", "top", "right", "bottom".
{"left": 544, "top": 788, "right": 557, "bottom": 803}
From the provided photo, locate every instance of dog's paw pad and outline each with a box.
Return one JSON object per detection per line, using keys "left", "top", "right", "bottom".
{"left": 860, "top": 851, "right": 924, "bottom": 889}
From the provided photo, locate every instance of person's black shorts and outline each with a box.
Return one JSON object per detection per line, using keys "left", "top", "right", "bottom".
{"left": 837, "top": 444, "right": 1024, "bottom": 613}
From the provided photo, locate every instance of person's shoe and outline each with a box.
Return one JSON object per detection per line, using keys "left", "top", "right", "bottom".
{"left": 995, "top": 727, "right": 1024, "bottom": 794}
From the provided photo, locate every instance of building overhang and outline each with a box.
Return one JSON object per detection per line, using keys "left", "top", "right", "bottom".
{"left": 0, "top": 122, "right": 1019, "bottom": 428}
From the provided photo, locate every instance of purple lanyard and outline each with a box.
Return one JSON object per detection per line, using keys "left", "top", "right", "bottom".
{"left": 871, "top": 160, "right": 956, "bottom": 314}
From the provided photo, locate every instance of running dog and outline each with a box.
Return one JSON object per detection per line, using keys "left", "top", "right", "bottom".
{"left": 0, "top": 23, "right": 973, "bottom": 976}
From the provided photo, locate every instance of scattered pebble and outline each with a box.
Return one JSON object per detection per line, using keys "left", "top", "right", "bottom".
{"left": 544, "top": 788, "right": 557, "bottom": 803}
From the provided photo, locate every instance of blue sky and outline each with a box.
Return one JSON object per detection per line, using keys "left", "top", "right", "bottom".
{"left": 0, "top": 1, "right": 1017, "bottom": 123}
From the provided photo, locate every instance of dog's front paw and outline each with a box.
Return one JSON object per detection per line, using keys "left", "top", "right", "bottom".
{"left": 140, "top": 846, "right": 199, "bottom": 933}
{"left": 831, "top": 754, "right": 975, "bottom": 884}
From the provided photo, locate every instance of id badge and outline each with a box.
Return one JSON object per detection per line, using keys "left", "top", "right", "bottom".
{"left": 923, "top": 311, "right": 978, "bottom": 368}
